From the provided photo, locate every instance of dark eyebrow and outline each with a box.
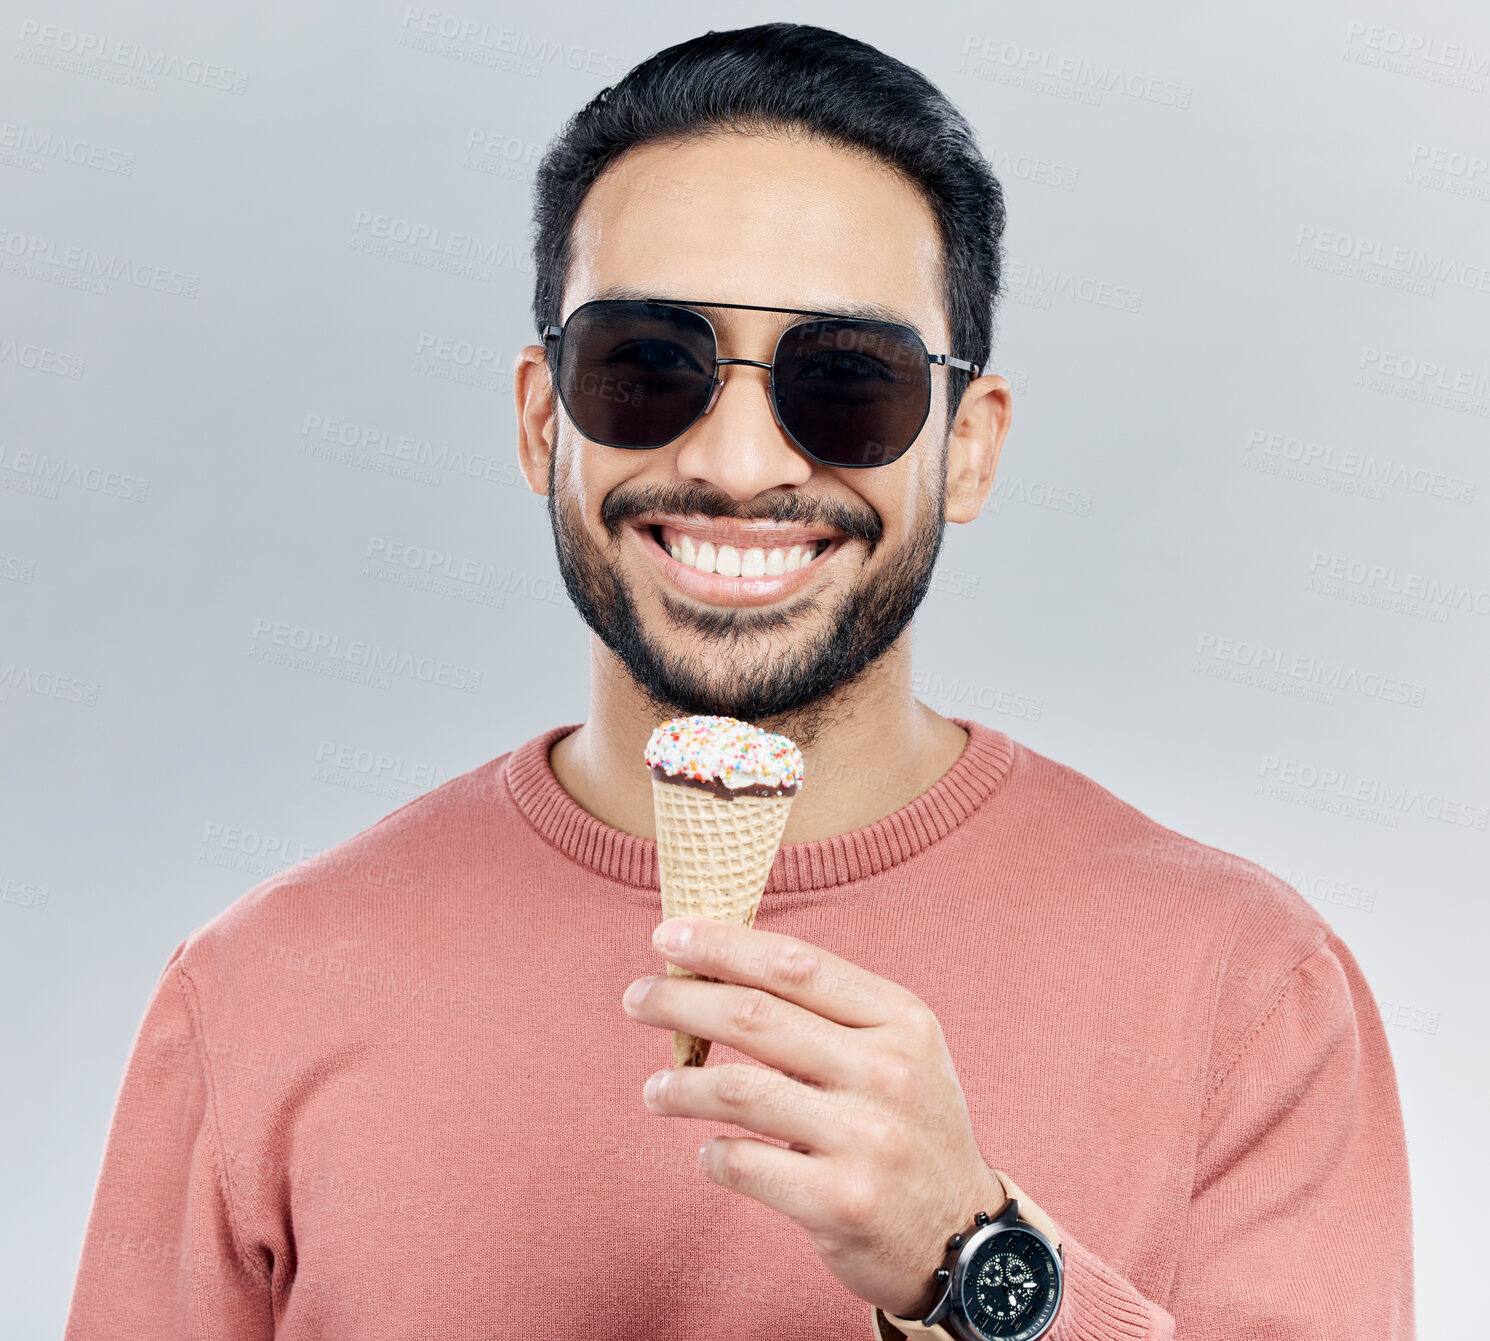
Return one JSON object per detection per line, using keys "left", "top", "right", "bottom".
{"left": 584, "top": 283, "right": 924, "bottom": 336}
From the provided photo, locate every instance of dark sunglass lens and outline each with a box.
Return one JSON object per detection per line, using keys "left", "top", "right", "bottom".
{"left": 772, "top": 320, "right": 930, "bottom": 466}
{"left": 558, "top": 301, "right": 715, "bottom": 448}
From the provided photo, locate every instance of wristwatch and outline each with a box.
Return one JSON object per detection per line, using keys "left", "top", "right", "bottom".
{"left": 870, "top": 1172, "right": 1063, "bottom": 1341}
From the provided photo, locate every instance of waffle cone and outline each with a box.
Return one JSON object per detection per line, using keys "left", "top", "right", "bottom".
{"left": 651, "top": 775, "right": 795, "bottom": 1068}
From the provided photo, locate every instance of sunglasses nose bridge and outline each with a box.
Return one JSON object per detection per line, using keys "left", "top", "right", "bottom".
{"left": 713, "top": 356, "right": 774, "bottom": 371}
{"left": 703, "top": 357, "right": 774, "bottom": 417}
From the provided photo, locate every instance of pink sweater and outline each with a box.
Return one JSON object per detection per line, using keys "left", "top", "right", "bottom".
{"left": 65, "top": 719, "right": 1415, "bottom": 1339}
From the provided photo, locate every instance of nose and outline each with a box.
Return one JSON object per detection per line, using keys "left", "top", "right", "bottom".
{"left": 670, "top": 357, "right": 815, "bottom": 502}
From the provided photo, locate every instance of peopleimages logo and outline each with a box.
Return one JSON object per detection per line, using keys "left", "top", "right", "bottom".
{"left": 349, "top": 210, "right": 519, "bottom": 267}
{"left": 410, "top": 332, "right": 512, "bottom": 393}
{"left": 1, "top": 875, "right": 51, "bottom": 912}
{"left": 0, "top": 338, "right": 85, "bottom": 378}
{"left": 397, "top": 8, "right": 620, "bottom": 77}
{"left": 1242, "top": 426, "right": 1476, "bottom": 502}
{"left": 1294, "top": 225, "right": 1490, "bottom": 298}
{"left": 0, "top": 553, "right": 37, "bottom": 584}
{"left": 1345, "top": 21, "right": 1489, "bottom": 70}
{"left": 912, "top": 668, "right": 1044, "bottom": 721}
{"left": 313, "top": 740, "right": 449, "bottom": 793}
{"left": 985, "top": 474, "right": 1093, "bottom": 517}
{"left": 347, "top": 211, "right": 527, "bottom": 283}
{"left": 1259, "top": 756, "right": 1488, "bottom": 830}
{"left": 986, "top": 147, "right": 1080, "bottom": 191}
{"left": 0, "top": 662, "right": 100, "bottom": 707}
{"left": 0, "top": 121, "right": 136, "bottom": 175}
{"left": 1260, "top": 862, "right": 1379, "bottom": 914}
{"left": 1341, "top": 21, "right": 1488, "bottom": 92}
{"left": 0, "top": 226, "right": 199, "bottom": 298}
{"left": 956, "top": 35, "right": 1193, "bottom": 109}
{"left": 1193, "top": 632, "right": 1427, "bottom": 708}
{"left": 1307, "top": 551, "right": 1490, "bottom": 620}
{"left": 1356, "top": 347, "right": 1490, "bottom": 420}
{"left": 363, "top": 536, "right": 571, "bottom": 611}
{"left": 1407, "top": 142, "right": 1490, "bottom": 203}
{"left": 298, "top": 413, "right": 526, "bottom": 489}
{"left": 248, "top": 618, "right": 482, "bottom": 693}
{"left": 0, "top": 443, "right": 149, "bottom": 502}
{"left": 15, "top": 21, "right": 249, "bottom": 93}
{"left": 199, "top": 822, "right": 319, "bottom": 872}
{"left": 1003, "top": 258, "right": 1142, "bottom": 313}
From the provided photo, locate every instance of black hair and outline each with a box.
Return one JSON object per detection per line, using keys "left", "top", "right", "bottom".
{"left": 528, "top": 21, "right": 1006, "bottom": 437}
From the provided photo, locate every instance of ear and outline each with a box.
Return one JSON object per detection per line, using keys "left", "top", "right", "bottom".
{"left": 944, "top": 373, "right": 1011, "bottom": 523}
{"left": 513, "top": 344, "right": 556, "bottom": 495}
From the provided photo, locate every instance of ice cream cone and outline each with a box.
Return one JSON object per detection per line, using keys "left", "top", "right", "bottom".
{"left": 644, "top": 715, "right": 805, "bottom": 1067}
{"left": 651, "top": 775, "right": 795, "bottom": 1067}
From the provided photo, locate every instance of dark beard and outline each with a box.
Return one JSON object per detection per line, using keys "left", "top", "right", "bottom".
{"left": 545, "top": 447, "right": 946, "bottom": 750}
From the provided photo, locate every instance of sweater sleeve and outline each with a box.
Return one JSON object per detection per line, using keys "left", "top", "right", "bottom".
{"left": 1160, "top": 930, "right": 1415, "bottom": 1339}
{"left": 1036, "top": 930, "right": 1415, "bottom": 1340}
{"left": 63, "top": 943, "right": 275, "bottom": 1340}
{"left": 876, "top": 930, "right": 1415, "bottom": 1341}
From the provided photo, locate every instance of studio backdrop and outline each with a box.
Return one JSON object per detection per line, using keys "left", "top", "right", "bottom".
{"left": 1, "top": 2, "right": 1486, "bottom": 1337}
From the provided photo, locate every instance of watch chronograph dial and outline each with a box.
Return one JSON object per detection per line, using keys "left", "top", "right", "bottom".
{"left": 958, "top": 1227, "right": 1061, "bottom": 1340}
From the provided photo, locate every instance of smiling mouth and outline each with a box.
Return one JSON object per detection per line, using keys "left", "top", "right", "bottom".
{"left": 629, "top": 518, "right": 847, "bottom": 607}
{"left": 647, "top": 523, "right": 832, "bottom": 578}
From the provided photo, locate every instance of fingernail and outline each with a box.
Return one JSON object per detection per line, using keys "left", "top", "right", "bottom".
{"left": 643, "top": 1071, "right": 666, "bottom": 1105}
{"left": 623, "top": 978, "right": 652, "bottom": 1010}
{"left": 653, "top": 919, "right": 692, "bottom": 952}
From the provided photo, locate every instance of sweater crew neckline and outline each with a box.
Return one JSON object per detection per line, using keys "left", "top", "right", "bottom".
{"left": 503, "top": 716, "right": 1015, "bottom": 894}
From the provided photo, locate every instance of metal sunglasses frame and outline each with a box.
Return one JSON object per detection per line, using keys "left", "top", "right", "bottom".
{"left": 539, "top": 296, "right": 983, "bottom": 469}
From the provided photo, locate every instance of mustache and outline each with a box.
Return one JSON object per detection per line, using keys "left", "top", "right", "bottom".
{"left": 599, "top": 482, "right": 884, "bottom": 552}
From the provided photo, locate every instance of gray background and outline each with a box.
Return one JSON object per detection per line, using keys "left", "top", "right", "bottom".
{"left": 2, "top": 2, "right": 1486, "bottom": 1336}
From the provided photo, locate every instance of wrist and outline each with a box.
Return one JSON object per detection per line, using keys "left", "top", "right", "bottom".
{"left": 990, "top": 1167, "right": 1061, "bottom": 1254}
{"left": 887, "top": 1167, "right": 1020, "bottom": 1323}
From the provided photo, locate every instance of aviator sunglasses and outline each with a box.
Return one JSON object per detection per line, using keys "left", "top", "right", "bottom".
{"left": 541, "top": 298, "right": 982, "bottom": 469}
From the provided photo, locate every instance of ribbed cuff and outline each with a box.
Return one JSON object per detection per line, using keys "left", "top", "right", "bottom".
{"left": 1049, "top": 1228, "right": 1172, "bottom": 1341}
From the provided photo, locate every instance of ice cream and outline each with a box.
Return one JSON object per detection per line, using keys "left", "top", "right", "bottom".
{"left": 644, "top": 715, "right": 804, "bottom": 1067}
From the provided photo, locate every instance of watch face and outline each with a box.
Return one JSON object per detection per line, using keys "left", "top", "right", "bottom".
{"left": 956, "top": 1226, "right": 1061, "bottom": 1340}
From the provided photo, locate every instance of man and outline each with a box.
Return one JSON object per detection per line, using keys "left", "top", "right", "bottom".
{"left": 67, "top": 22, "right": 1413, "bottom": 1341}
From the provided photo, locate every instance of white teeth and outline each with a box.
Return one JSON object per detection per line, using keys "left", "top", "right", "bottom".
{"left": 657, "top": 525, "right": 829, "bottom": 579}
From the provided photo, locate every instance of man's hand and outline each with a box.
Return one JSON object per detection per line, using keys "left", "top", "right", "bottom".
{"left": 620, "top": 915, "right": 1008, "bottom": 1320}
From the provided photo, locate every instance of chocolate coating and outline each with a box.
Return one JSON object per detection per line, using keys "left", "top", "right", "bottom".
{"left": 651, "top": 765, "right": 799, "bottom": 800}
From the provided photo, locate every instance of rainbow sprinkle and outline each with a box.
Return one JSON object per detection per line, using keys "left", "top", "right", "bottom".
{"left": 643, "top": 715, "right": 804, "bottom": 791}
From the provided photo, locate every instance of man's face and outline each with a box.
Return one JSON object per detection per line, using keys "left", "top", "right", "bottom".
{"left": 545, "top": 132, "right": 956, "bottom": 746}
